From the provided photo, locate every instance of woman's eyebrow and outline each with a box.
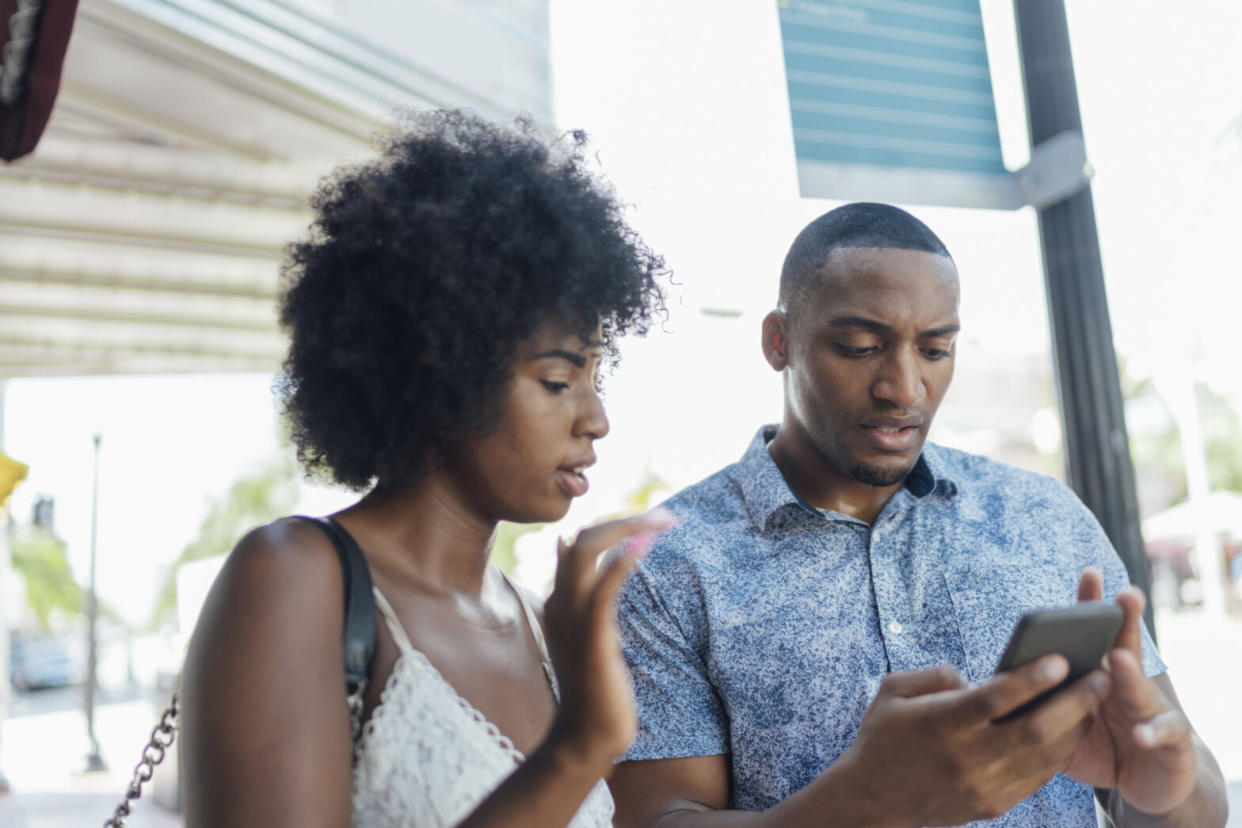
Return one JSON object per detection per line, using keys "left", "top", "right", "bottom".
{"left": 530, "top": 349, "right": 587, "bottom": 368}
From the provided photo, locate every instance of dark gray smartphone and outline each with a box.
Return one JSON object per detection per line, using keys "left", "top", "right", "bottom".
{"left": 992, "top": 601, "right": 1124, "bottom": 721}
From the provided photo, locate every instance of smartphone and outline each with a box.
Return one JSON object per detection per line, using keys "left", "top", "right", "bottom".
{"left": 992, "top": 601, "right": 1124, "bottom": 722}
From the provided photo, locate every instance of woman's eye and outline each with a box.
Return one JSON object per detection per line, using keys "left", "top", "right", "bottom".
{"left": 540, "top": 380, "right": 570, "bottom": 394}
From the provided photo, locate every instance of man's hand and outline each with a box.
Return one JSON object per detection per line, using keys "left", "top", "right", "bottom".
{"left": 612, "top": 656, "right": 1111, "bottom": 828}
{"left": 831, "top": 657, "right": 1111, "bottom": 827}
{"left": 1063, "top": 569, "right": 1199, "bottom": 816}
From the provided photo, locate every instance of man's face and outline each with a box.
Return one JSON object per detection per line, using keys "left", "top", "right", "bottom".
{"left": 781, "top": 246, "right": 960, "bottom": 488}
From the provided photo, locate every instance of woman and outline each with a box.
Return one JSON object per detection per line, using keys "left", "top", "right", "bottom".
{"left": 179, "top": 110, "right": 670, "bottom": 826}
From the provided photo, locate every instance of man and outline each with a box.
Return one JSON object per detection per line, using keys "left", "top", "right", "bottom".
{"left": 610, "top": 203, "right": 1227, "bottom": 827}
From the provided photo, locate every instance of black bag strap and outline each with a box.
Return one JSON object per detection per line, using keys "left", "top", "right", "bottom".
{"left": 105, "top": 515, "right": 379, "bottom": 826}
{"left": 294, "top": 515, "right": 377, "bottom": 735}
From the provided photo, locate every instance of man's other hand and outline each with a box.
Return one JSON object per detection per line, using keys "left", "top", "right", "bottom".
{"left": 834, "top": 658, "right": 1109, "bottom": 826}
{"left": 1064, "top": 569, "right": 1199, "bottom": 816}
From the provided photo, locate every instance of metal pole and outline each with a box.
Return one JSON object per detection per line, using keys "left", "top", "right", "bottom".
{"left": 1013, "top": 0, "right": 1155, "bottom": 638}
{"left": 84, "top": 432, "right": 106, "bottom": 771}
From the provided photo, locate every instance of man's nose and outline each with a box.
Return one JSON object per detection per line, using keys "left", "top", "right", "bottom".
{"left": 872, "top": 349, "right": 926, "bottom": 408}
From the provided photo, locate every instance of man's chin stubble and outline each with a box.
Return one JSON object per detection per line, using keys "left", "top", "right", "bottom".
{"left": 848, "top": 460, "right": 916, "bottom": 488}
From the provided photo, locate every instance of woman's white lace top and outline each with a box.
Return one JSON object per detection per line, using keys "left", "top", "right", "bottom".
{"left": 351, "top": 574, "right": 615, "bottom": 827}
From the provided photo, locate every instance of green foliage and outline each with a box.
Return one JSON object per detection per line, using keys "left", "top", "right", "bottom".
{"left": 1200, "top": 387, "right": 1242, "bottom": 492}
{"left": 1125, "top": 371, "right": 1242, "bottom": 505}
{"left": 619, "top": 468, "right": 672, "bottom": 514}
{"left": 491, "top": 521, "right": 543, "bottom": 576}
{"left": 487, "top": 467, "right": 670, "bottom": 586}
{"left": 149, "top": 450, "right": 299, "bottom": 629}
{"left": 10, "top": 526, "right": 81, "bottom": 632}
{"left": 1130, "top": 411, "right": 1189, "bottom": 503}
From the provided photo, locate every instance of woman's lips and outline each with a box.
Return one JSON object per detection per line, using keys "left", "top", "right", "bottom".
{"left": 556, "top": 467, "right": 590, "bottom": 497}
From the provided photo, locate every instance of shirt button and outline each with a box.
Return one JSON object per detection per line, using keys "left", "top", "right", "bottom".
{"left": 888, "top": 620, "right": 903, "bottom": 634}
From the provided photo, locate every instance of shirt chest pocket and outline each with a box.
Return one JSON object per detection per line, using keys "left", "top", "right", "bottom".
{"left": 944, "top": 561, "right": 1074, "bottom": 684}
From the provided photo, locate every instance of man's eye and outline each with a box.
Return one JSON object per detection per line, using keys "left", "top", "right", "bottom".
{"left": 921, "top": 348, "right": 951, "bottom": 360}
{"left": 540, "top": 380, "right": 570, "bottom": 393}
{"left": 837, "top": 345, "right": 877, "bottom": 357}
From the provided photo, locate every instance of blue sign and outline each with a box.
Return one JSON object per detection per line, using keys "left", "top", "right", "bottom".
{"left": 778, "top": 0, "right": 1014, "bottom": 208}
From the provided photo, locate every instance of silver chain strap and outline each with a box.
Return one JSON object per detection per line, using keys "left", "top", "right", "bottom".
{"left": 103, "top": 692, "right": 180, "bottom": 828}
{"left": 347, "top": 680, "right": 367, "bottom": 742}
{"left": 104, "top": 682, "right": 366, "bottom": 826}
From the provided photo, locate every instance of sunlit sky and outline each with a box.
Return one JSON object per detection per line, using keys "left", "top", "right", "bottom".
{"left": 3, "top": 0, "right": 1240, "bottom": 624}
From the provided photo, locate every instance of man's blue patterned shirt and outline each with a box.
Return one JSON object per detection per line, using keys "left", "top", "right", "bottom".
{"left": 618, "top": 425, "right": 1164, "bottom": 826}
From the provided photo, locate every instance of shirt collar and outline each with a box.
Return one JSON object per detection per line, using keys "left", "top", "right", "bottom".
{"left": 736, "top": 425, "right": 959, "bottom": 530}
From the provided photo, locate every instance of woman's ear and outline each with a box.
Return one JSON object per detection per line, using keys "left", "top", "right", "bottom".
{"left": 761, "top": 310, "right": 790, "bottom": 371}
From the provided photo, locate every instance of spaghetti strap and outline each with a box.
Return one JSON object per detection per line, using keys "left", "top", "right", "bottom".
{"left": 497, "top": 569, "right": 560, "bottom": 698}
{"left": 371, "top": 586, "right": 416, "bottom": 654}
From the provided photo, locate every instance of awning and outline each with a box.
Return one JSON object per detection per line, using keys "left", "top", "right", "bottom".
{"left": 1, "top": 0, "right": 80, "bottom": 162}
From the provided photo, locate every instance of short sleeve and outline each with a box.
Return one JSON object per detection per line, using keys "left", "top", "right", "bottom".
{"left": 617, "top": 561, "right": 729, "bottom": 762}
{"left": 1067, "top": 493, "right": 1167, "bottom": 678}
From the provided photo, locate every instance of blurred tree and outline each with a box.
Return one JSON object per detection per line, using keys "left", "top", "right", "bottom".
{"left": 614, "top": 468, "right": 672, "bottom": 516}
{"left": 1199, "top": 386, "right": 1242, "bottom": 492}
{"left": 1125, "top": 371, "right": 1242, "bottom": 508}
{"left": 149, "top": 449, "right": 299, "bottom": 628}
{"left": 491, "top": 521, "right": 543, "bottom": 576}
{"left": 10, "top": 524, "right": 81, "bottom": 632}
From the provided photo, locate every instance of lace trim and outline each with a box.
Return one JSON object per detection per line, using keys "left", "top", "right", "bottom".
{"left": 353, "top": 580, "right": 613, "bottom": 826}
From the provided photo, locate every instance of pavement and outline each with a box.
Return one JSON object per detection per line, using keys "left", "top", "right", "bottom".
{"left": 0, "top": 687, "right": 182, "bottom": 828}
{"left": 0, "top": 608, "right": 1238, "bottom": 826}
{"left": 1150, "top": 609, "right": 1242, "bottom": 827}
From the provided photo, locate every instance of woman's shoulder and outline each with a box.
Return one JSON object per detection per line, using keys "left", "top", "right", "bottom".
{"left": 229, "top": 515, "right": 341, "bottom": 574}
{"left": 185, "top": 516, "right": 349, "bottom": 669}
{"left": 179, "top": 516, "right": 358, "bottom": 823}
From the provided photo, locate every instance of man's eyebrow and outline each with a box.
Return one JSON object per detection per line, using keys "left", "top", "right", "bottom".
{"left": 828, "top": 316, "right": 960, "bottom": 338}
{"left": 921, "top": 324, "right": 961, "bottom": 338}
{"left": 828, "top": 315, "right": 889, "bottom": 332}
{"left": 530, "top": 349, "right": 587, "bottom": 368}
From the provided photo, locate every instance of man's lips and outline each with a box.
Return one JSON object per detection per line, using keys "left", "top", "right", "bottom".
{"left": 859, "top": 417, "right": 923, "bottom": 453}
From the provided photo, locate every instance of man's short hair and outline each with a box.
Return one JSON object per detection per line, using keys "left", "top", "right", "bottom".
{"left": 778, "top": 202, "right": 952, "bottom": 317}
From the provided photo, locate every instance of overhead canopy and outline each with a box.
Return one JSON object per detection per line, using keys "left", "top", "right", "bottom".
{"left": 1143, "top": 491, "right": 1242, "bottom": 541}
{"left": 0, "top": 0, "right": 552, "bottom": 377}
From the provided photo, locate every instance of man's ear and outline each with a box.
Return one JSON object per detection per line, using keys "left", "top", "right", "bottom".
{"left": 761, "top": 310, "right": 790, "bottom": 371}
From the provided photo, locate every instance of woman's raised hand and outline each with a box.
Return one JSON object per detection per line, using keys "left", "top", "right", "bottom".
{"left": 542, "top": 508, "right": 676, "bottom": 771}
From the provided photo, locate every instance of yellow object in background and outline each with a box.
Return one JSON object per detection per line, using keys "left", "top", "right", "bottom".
{"left": 0, "top": 451, "right": 29, "bottom": 508}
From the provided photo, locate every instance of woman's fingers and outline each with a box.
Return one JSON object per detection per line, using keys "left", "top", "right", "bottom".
{"left": 587, "top": 532, "right": 658, "bottom": 626}
{"left": 553, "top": 508, "right": 675, "bottom": 604}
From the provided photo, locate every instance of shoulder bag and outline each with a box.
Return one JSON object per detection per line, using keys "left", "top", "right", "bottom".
{"left": 103, "top": 516, "right": 377, "bottom": 827}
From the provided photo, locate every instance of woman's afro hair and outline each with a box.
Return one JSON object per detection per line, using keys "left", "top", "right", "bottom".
{"left": 276, "top": 110, "right": 666, "bottom": 490}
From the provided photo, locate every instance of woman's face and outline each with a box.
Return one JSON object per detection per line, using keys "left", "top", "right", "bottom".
{"left": 447, "top": 322, "right": 609, "bottom": 525}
